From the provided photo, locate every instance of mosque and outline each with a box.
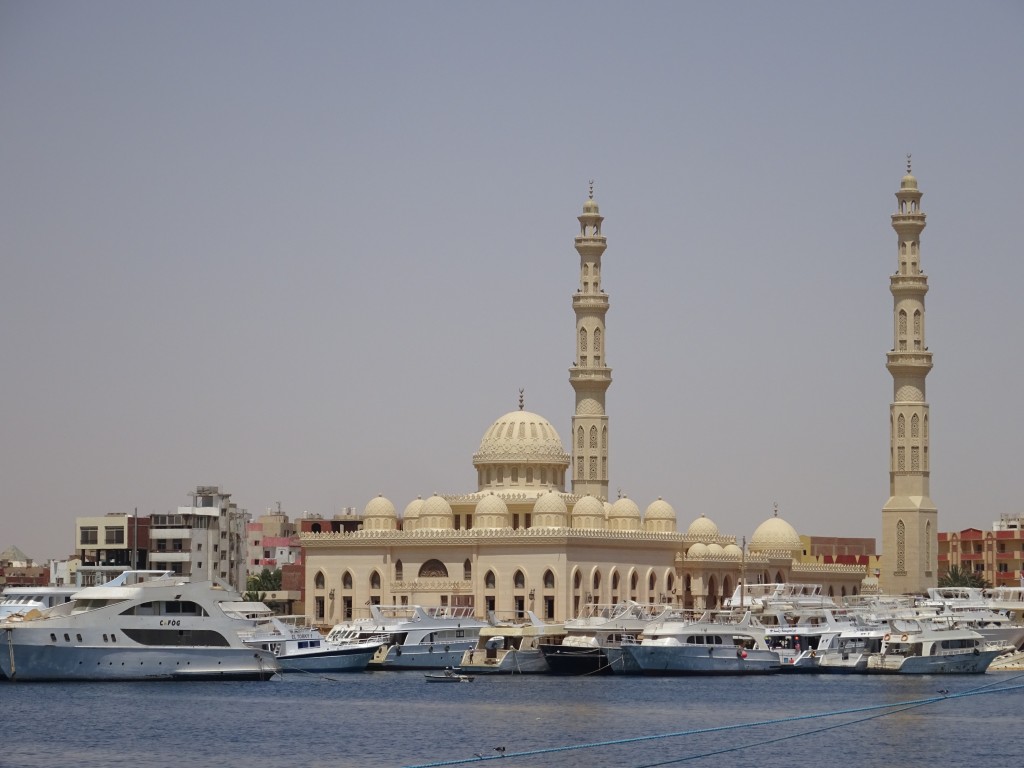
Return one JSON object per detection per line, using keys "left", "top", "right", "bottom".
{"left": 301, "top": 169, "right": 935, "bottom": 625}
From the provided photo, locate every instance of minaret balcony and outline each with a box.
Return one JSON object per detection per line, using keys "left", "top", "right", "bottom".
{"left": 569, "top": 367, "right": 613, "bottom": 387}
{"left": 886, "top": 351, "right": 933, "bottom": 375}
{"left": 889, "top": 275, "right": 929, "bottom": 294}
{"left": 572, "top": 294, "right": 610, "bottom": 309}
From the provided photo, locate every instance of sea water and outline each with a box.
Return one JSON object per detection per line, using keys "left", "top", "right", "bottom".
{"left": 4, "top": 671, "right": 1022, "bottom": 768}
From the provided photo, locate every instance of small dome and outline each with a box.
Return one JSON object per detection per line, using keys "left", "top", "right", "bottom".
{"left": 750, "top": 513, "right": 802, "bottom": 553}
{"left": 533, "top": 490, "right": 568, "bottom": 527}
{"left": 686, "top": 514, "right": 719, "bottom": 539}
{"left": 402, "top": 497, "right": 423, "bottom": 531}
{"left": 362, "top": 494, "right": 397, "bottom": 531}
{"left": 363, "top": 495, "right": 395, "bottom": 518}
{"left": 688, "top": 542, "right": 709, "bottom": 558}
{"left": 900, "top": 173, "right": 918, "bottom": 190}
{"left": 706, "top": 543, "right": 724, "bottom": 555}
{"left": 723, "top": 543, "right": 743, "bottom": 559}
{"left": 608, "top": 496, "right": 641, "bottom": 531}
{"left": 473, "top": 493, "right": 509, "bottom": 529}
{"left": 571, "top": 495, "right": 606, "bottom": 530}
{"left": 582, "top": 198, "right": 600, "bottom": 214}
{"left": 645, "top": 498, "right": 675, "bottom": 520}
{"left": 419, "top": 494, "right": 454, "bottom": 530}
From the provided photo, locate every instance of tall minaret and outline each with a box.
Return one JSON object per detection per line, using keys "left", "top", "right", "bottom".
{"left": 881, "top": 158, "right": 938, "bottom": 595}
{"left": 570, "top": 183, "right": 612, "bottom": 500}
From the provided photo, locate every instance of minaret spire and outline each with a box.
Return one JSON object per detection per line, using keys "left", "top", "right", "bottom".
{"left": 881, "top": 162, "right": 938, "bottom": 594}
{"left": 570, "top": 184, "right": 611, "bottom": 499}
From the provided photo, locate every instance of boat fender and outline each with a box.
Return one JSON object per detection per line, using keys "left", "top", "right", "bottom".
{"left": 429, "top": 645, "right": 434, "bottom": 653}
{"left": 883, "top": 633, "right": 891, "bottom": 641}
{"left": 974, "top": 648, "right": 980, "bottom": 656}
{"left": 444, "top": 645, "right": 450, "bottom": 653}
{"left": 900, "top": 634, "right": 908, "bottom": 642}
{"left": 396, "top": 647, "right": 401, "bottom": 656}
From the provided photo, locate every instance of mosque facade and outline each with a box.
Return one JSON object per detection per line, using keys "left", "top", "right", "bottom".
{"left": 301, "top": 186, "right": 888, "bottom": 627}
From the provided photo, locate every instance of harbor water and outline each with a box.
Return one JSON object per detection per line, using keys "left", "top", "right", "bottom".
{"left": 4, "top": 671, "right": 1023, "bottom": 768}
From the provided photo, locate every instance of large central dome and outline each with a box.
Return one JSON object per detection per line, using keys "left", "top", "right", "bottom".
{"left": 473, "top": 410, "right": 570, "bottom": 464}
{"left": 472, "top": 409, "right": 571, "bottom": 494}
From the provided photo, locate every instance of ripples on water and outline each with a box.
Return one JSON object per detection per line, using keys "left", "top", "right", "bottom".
{"left": 4, "top": 671, "right": 1022, "bottom": 768}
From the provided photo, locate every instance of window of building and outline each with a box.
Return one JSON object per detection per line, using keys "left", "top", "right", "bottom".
{"left": 80, "top": 527, "right": 98, "bottom": 545}
{"left": 104, "top": 527, "right": 124, "bottom": 545}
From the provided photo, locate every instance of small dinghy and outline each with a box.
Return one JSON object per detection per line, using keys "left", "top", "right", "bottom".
{"left": 425, "top": 667, "right": 474, "bottom": 682}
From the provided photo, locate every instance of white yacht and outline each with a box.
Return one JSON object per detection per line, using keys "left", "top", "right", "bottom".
{"left": 815, "top": 616, "right": 892, "bottom": 673}
{"left": 239, "top": 615, "right": 384, "bottom": 673}
{"left": 325, "top": 604, "right": 488, "bottom": 670}
{"left": 538, "top": 601, "right": 673, "bottom": 675}
{"left": 0, "top": 585, "right": 79, "bottom": 621}
{"left": 620, "top": 611, "right": 781, "bottom": 675}
{"left": 863, "top": 617, "right": 1010, "bottom": 674}
{"left": 459, "top": 612, "right": 566, "bottom": 674}
{"left": 0, "top": 571, "right": 280, "bottom": 681}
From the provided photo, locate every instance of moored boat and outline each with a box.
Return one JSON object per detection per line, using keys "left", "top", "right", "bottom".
{"left": 239, "top": 615, "right": 384, "bottom": 673}
{"left": 0, "top": 571, "right": 279, "bottom": 682}
{"left": 326, "top": 604, "right": 489, "bottom": 670}
{"left": 460, "top": 612, "right": 565, "bottom": 674}
{"left": 863, "top": 618, "right": 1010, "bottom": 674}
{"left": 621, "top": 610, "right": 780, "bottom": 675}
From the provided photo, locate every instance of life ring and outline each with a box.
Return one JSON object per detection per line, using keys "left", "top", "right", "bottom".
{"left": 883, "top": 633, "right": 891, "bottom": 641}
{"left": 900, "top": 634, "right": 909, "bottom": 642}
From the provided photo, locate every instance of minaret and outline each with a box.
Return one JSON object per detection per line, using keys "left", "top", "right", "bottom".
{"left": 570, "top": 182, "right": 612, "bottom": 499}
{"left": 881, "top": 158, "right": 938, "bottom": 595}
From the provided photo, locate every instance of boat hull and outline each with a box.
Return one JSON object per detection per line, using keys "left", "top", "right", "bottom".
{"left": 274, "top": 647, "right": 377, "bottom": 674}
{"left": 0, "top": 642, "right": 278, "bottom": 682}
{"left": 865, "top": 648, "right": 1004, "bottom": 674}
{"left": 460, "top": 649, "right": 550, "bottom": 675}
{"left": 538, "top": 644, "right": 630, "bottom": 675}
{"left": 621, "top": 644, "right": 780, "bottom": 675}
{"left": 375, "top": 641, "right": 477, "bottom": 670}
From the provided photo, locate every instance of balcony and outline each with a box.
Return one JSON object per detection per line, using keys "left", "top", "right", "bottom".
{"left": 148, "top": 552, "right": 191, "bottom": 563}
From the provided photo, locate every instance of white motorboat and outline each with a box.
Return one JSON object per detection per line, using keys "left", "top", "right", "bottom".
{"left": 325, "top": 604, "right": 489, "bottom": 670}
{"left": 538, "top": 601, "right": 674, "bottom": 675}
{"left": 0, "top": 571, "right": 279, "bottom": 681}
{"left": 459, "top": 612, "right": 566, "bottom": 674}
{"left": 864, "top": 618, "right": 1010, "bottom": 674}
{"left": 0, "top": 585, "right": 79, "bottom": 621}
{"left": 620, "top": 610, "right": 781, "bottom": 675}
{"left": 239, "top": 615, "right": 384, "bottom": 673}
{"left": 815, "top": 616, "right": 892, "bottom": 673}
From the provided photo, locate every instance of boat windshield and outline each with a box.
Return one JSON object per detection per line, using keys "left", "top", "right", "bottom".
{"left": 70, "top": 598, "right": 130, "bottom": 614}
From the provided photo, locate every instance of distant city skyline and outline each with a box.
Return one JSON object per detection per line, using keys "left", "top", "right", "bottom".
{"left": 2, "top": 2, "right": 1022, "bottom": 561}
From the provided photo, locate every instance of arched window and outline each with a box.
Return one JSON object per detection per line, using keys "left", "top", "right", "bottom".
{"left": 667, "top": 573, "right": 675, "bottom": 592}
{"left": 898, "top": 310, "right": 907, "bottom": 337}
{"left": 543, "top": 569, "right": 555, "bottom": 589}
{"left": 573, "top": 571, "right": 582, "bottom": 590}
{"left": 898, "top": 414, "right": 906, "bottom": 438}
{"left": 514, "top": 570, "right": 526, "bottom": 589}
{"left": 464, "top": 559, "right": 472, "bottom": 580}
{"left": 602, "top": 426, "right": 607, "bottom": 449}
{"left": 579, "top": 328, "right": 587, "bottom": 353}
{"left": 630, "top": 572, "right": 638, "bottom": 591}
{"left": 314, "top": 572, "right": 325, "bottom": 590}
{"left": 394, "top": 560, "right": 403, "bottom": 581}
{"left": 342, "top": 571, "right": 353, "bottom": 590}
{"left": 611, "top": 570, "right": 620, "bottom": 590}
{"left": 485, "top": 570, "right": 496, "bottom": 589}
{"left": 577, "top": 427, "right": 584, "bottom": 449}
{"left": 311, "top": 523, "right": 322, "bottom": 533}
{"left": 589, "top": 425, "right": 598, "bottom": 449}
{"left": 648, "top": 573, "right": 656, "bottom": 591}
{"left": 911, "top": 414, "right": 919, "bottom": 438}
{"left": 369, "top": 571, "right": 381, "bottom": 590}
{"left": 914, "top": 310, "right": 922, "bottom": 336}
{"left": 897, "top": 520, "right": 906, "bottom": 573}
{"left": 593, "top": 328, "right": 601, "bottom": 352}
{"left": 592, "top": 571, "right": 601, "bottom": 591}
{"left": 419, "top": 559, "right": 448, "bottom": 578}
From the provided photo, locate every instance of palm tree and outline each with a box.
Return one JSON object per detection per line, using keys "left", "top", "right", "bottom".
{"left": 938, "top": 564, "right": 990, "bottom": 589}
{"left": 242, "top": 568, "right": 282, "bottom": 601}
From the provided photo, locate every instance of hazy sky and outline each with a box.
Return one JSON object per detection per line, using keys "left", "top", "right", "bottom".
{"left": 2, "top": 2, "right": 1022, "bottom": 562}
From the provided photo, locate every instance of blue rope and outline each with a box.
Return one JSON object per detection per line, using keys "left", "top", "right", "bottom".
{"left": 401, "top": 677, "right": 1024, "bottom": 768}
